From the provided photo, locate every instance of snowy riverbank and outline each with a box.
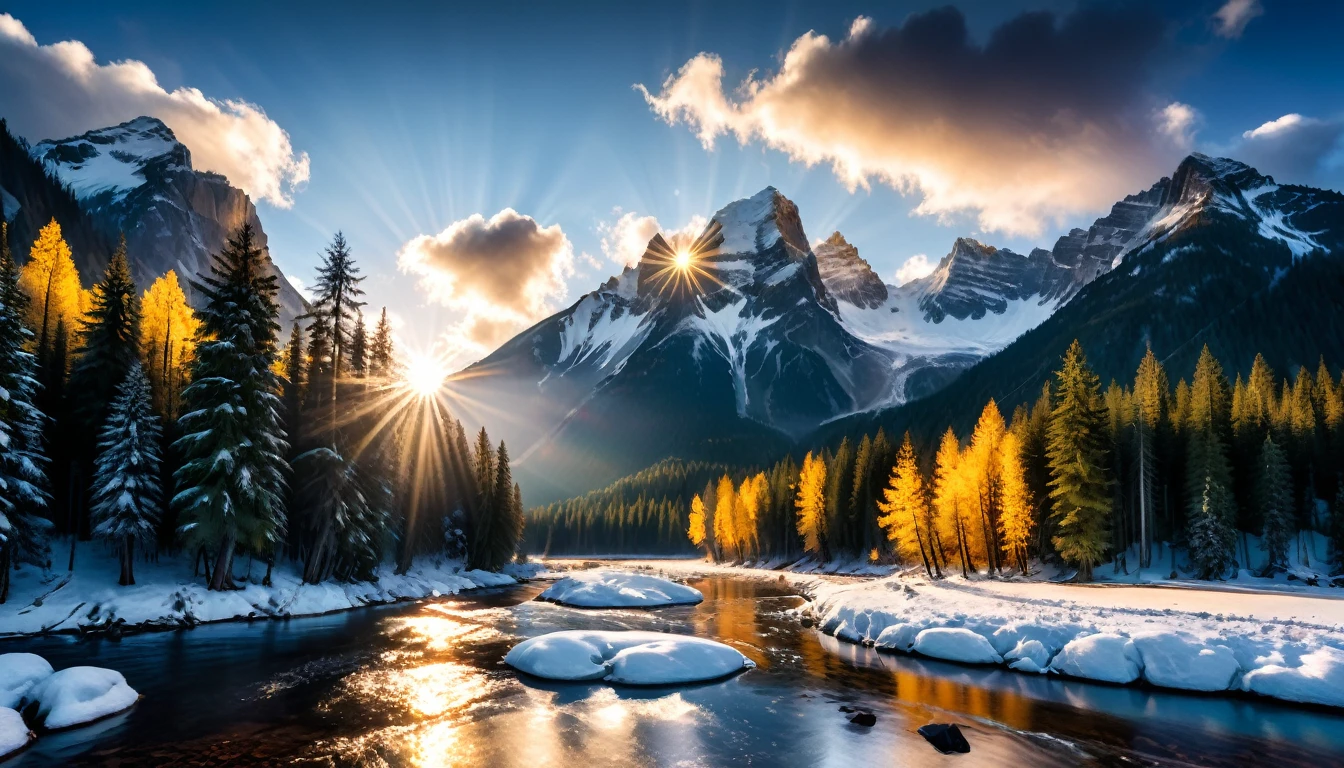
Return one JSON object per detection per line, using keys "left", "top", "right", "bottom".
{"left": 568, "top": 558, "right": 1344, "bottom": 709}
{"left": 0, "top": 544, "right": 541, "bottom": 638}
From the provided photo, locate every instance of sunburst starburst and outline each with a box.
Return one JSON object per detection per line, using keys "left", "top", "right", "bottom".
{"left": 643, "top": 219, "right": 725, "bottom": 297}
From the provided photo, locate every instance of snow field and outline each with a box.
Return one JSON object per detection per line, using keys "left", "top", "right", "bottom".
{"left": 797, "top": 573, "right": 1344, "bottom": 707}
{"left": 538, "top": 571, "right": 703, "bottom": 608}
{"left": 505, "top": 630, "right": 754, "bottom": 685}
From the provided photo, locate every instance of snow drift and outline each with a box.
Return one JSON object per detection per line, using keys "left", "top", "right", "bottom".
{"left": 538, "top": 571, "right": 703, "bottom": 608}
{"left": 505, "top": 630, "right": 754, "bottom": 685}
{"left": 0, "top": 707, "right": 32, "bottom": 759}
{"left": 0, "top": 653, "right": 53, "bottom": 708}
{"left": 798, "top": 572, "right": 1344, "bottom": 708}
{"left": 21, "top": 666, "right": 139, "bottom": 730}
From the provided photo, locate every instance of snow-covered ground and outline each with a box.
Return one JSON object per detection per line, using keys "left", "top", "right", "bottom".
{"left": 538, "top": 571, "right": 703, "bottom": 608}
{"left": 505, "top": 630, "right": 755, "bottom": 684}
{"left": 0, "top": 543, "right": 538, "bottom": 638}
{"left": 557, "top": 558, "right": 1344, "bottom": 709}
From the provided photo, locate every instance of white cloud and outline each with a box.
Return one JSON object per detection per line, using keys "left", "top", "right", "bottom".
{"left": 1213, "top": 0, "right": 1263, "bottom": 39}
{"left": 0, "top": 13, "right": 309, "bottom": 208}
{"left": 1236, "top": 113, "right": 1344, "bottom": 184}
{"left": 597, "top": 208, "right": 709, "bottom": 268}
{"left": 637, "top": 6, "right": 1174, "bottom": 237}
{"left": 398, "top": 209, "right": 575, "bottom": 367}
{"left": 285, "top": 274, "right": 313, "bottom": 301}
{"left": 894, "top": 254, "right": 935, "bottom": 285}
{"left": 1158, "top": 102, "right": 1199, "bottom": 149}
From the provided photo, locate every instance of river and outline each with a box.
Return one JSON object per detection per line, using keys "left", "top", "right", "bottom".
{"left": 6, "top": 567, "right": 1344, "bottom": 766}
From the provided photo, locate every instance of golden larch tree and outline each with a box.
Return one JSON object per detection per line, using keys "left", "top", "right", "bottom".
{"left": 997, "top": 430, "right": 1034, "bottom": 574}
{"left": 19, "top": 219, "right": 87, "bottom": 361}
{"left": 968, "top": 400, "right": 1007, "bottom": 573}
{"left": 713, "top": 474, "right": 737, "bottom": 560}
{"left": 795, "top": 452, "right": 828, "bottom": 561}
{"left": 877, "top": 432, "right": 938, "bottom": 577}
{"left": 687, "top": 493, "right": 710, "bottom": 558}
{"left": 140, "top": 270, "right": 200, "bottom": 418}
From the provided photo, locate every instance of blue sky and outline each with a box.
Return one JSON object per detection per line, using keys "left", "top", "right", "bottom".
{"left": 2, "top": 1, "right": 1342, "bottom": 367}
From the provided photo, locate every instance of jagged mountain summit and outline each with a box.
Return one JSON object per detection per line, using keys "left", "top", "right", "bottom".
{"left": 448, "top": 187, "right": 1065, "bottom": 503}
{"left": 823, "top": 152, "right": 1344, "bottom": 448}
{"left": 28, "top": 116, "right": 306, "bottom": 326}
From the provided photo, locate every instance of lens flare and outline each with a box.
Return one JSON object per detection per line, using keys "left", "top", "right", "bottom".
{"left": 404, "top": 351, "right": 449, "bottom": 397}
{"left": 644, "top": 220, "right": 725, "bottom": 297}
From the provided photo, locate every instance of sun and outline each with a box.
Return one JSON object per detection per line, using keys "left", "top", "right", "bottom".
{"left": 674, "top": 249, "right": 692, "bottom": 270}
{"left": 644, "top": 220, "right": 726, "bottom": 297}
{"left": 403, "top": 351, "right": 449, "bottom": 397}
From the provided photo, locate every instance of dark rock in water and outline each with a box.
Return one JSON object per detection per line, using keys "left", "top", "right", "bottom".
{"left": 848, "top": 712, "right": 877, "bottom": 727}
{"left": 918, "top": 723, "right": 970, "bottom": 754}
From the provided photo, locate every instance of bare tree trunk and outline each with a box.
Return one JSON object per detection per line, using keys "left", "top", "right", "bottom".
{"left": 120, "top": 536, "right": 136, "bottom": 586}
{"left": 209, "top": 534, "right": 236, "bottom": 591}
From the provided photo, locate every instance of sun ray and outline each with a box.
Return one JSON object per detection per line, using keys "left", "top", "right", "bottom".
{"left": 641, "top": 219, "right": 726, "bottom": 298}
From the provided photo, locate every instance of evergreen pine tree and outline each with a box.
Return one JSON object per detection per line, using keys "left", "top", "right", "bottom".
{"left": 468, "top": 427, "right": 496, "bottom": 569}
{"left": 349, "top": 311, "right": 368, "bottom": 378}
{"left": 69, "top": 236, "right": 142, "bottom": 437}
{"left": 824, "top": 437, "right": 854, "bottom": 558}
{"left": 485, "top": 442, "right": 521, "bottom": 569}
{"left": 174, "top": 224, "right": 289, "bottom": 591}
{"left": 310, "top": 232, "right": 365, "bottom": 385}
{"left": 369, "top": 307, "right": 394, "bottom": 377}
{"left": 1046, "top": 340, "right": 1111, "bottom": 581}
{"left": 90, "top": 363, "right": 161, "bottom": 586}
{"left": 0, "top": 223, "right": 51, "bottom": 602}
{"left": 1185, "top": 346, "right": 1236, "bottom": 578}
{"left": 1333, "top": 480, "right": 1344, "bottom": 575}
{"left": 1258, "top": 435, "right": 1293, "bottom": 574}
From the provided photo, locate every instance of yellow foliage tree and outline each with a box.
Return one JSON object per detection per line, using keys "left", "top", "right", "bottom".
{"left": 877, "top": 432, "right": 938, "bottom": 577}
{"left": 713, "top": 474, "right": 738, "bottom": 560}
{"left": 140, "top": 270, "right": 200, "bottom": 418}
{"left": 968, "top": 400, "right": 1007, "bottom": 573}
{"left": 735, "top": 473, "right": 766, "bottom": 560}
{"left": 998, "top": 430, "right": 1034, "bottom": 574}
{"left": 687, "top": 494, "right": 710, "bottom": 557}
{"left": 933, "top": 427, "right": 981, "bottom": 577}
{"left": 795, "top": 452, "right": 828, "bottom": 561}
{"left": 19, "top": 219, "right": 87, "bottom": 363}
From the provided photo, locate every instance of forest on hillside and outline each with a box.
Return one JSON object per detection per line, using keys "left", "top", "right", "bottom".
{"left": 0, "top": 219, "right": 525, "bottom": 602}
{"left": 530, "top": 339, "right": 1344, "bottom": 582}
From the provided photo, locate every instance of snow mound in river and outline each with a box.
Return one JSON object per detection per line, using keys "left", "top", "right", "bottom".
{"left": 505, "top": 630, "right": 754, "bottom": 684}
{"left": 21, "top": 666, "right": 139, "bottom": 730}
{"left": 539, "top": 571, "right": 703, "bottom": 608}
{"left": 0, "top": 653, "right": 53, "bottom": 708}
{"left": 0, "top": 707, "right": 32, "bottom": 759}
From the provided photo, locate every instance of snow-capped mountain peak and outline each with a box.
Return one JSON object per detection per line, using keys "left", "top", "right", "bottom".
{"left": 31, "top": 116, "right": 190, "bottom": 203}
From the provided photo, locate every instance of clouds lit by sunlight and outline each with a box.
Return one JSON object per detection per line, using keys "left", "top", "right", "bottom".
{"left": 894, "top": 254, "right": 935, "bottom": 285}
{"left": 1157, "top": 102, "right": 1200, "bottom": 150}
{"left": 598, "top": 209, "right": 709, "bottom": 269}
{"left": 0, "top": 13, "right": 309, "bottom": 208}
{"left": 638, "top": 6, "right": 1181, "bottom": 237}
{"left": 398, "top": 209, "right": 575, "bottom": 369}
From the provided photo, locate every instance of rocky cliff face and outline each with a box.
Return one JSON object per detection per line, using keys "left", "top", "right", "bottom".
{"left": 813, "top": 231, "right": 888, "bottom": 309}
{"left": 30, "top": 117, "right": 307, "bottom": 326}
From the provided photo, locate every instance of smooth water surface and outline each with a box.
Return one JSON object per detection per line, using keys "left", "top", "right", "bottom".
{"left": 5, "top": 568, "right": 1344, "bottom": 767}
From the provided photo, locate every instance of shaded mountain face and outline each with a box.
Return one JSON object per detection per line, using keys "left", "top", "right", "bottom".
{"left": 813, "top": 231, "right": 888, "bottom": 309}
{"left": 821, "top": 152, "right": 1344, "bottom": 449}
{"left": 28, "top": 117, "right": 306, "bottom": 327}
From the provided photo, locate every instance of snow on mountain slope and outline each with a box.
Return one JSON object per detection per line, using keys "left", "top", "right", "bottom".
{"left": 30, "top": 116, "right": 307, "bottom": 327}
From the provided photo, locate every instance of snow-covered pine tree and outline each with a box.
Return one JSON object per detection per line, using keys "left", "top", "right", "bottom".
{"left": 0, "top": 222, "right": 51, "bottom": 603}
{"left": 174, "top": 223, "right": 288, "bottom": 591}
{"left": 1189, "top": 474, "right": 1237, "bottom": 579}
{"left": 90, "top": 363, "right": 161, "bottom": 586}
{"left": 1258, "top": 434, "right": 1293, "bottom": 573}
{"left": 1046, "top": 340, "right": 1111, "bottom": 582}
